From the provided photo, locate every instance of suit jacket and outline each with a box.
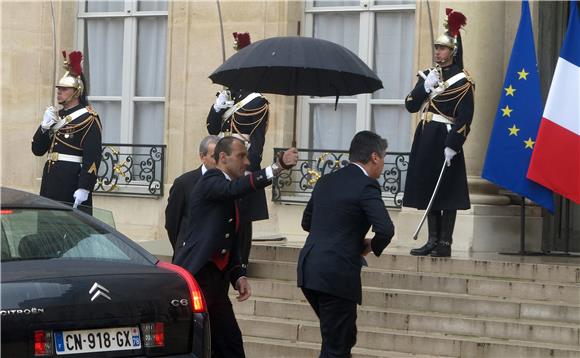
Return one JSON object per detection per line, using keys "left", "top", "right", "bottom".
{"left": 165, "top": 166, "right": 202, "bottom": 250}
{"left": 297, "top": 164, "right": 395, "bottom": 304}
{"left": 172, "top": 168, "right": 272, "bottom": 286}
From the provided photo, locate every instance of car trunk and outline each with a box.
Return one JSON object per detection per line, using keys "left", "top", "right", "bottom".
{"left": 1, "top": 260, "right": 199, "bottom": 357}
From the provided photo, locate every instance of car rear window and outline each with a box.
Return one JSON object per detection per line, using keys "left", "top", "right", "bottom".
{"left": 1, "top": 209, "right": 150, "bottom": 264}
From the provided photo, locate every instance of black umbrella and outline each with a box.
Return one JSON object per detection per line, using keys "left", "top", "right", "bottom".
{"left": 209, "top": 36, "right": 383, "bottom": 97}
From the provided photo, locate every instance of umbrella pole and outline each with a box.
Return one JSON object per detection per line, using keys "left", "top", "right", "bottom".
{"left": 291, "top": 21, "right": 301, "bottom": 148}
{"left": 292, "top": 96, "right": 297, "bottom": 147}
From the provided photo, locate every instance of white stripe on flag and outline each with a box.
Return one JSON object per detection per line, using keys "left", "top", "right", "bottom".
{"left": 542, "top": 57, "right": 580, "bottom": 136}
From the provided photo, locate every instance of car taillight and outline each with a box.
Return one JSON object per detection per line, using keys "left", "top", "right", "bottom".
{"left": 34, "top": 330, "right": 53, "bottom": 356}
{"left": 140, "top": 322, "right": 164, "bottom": 347}
{"left": 1, "top": 209, "right": 13, "bottom": 215}
{"left": 157, "top": 261, "right": 206, "bottom": 313}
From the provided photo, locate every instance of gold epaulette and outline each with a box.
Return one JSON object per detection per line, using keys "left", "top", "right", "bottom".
{"left": 86, "top": 106, "right": 98, "bottom": 116}
{"left": 463, "top": 69, "right": 475, "bottom": 85}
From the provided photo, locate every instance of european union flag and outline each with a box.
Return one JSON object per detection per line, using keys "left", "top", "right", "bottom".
{"left": 482, "top": 0, "right": 554, "bottom": 212}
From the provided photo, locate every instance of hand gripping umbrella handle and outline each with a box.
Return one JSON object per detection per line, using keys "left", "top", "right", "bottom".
{"left": 412, "top": 160, "right": 447, "bottom": 240}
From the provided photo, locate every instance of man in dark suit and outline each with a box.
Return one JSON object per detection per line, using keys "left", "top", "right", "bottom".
{"left": 297, "top": 131, "right": 395, "bottom": 358}
{"left": 173, "top": 136, "right": 298, "bottom": 358}
{"left": 207, "top": 32, "right": 271, "bottom": 265}
{"left": 165, "top": 135, "right": 219, "bottom": 252}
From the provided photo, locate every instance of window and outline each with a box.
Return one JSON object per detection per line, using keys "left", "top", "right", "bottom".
{"left": 1, "top": 209, "right": 149, "bottom": 263}
{"left": 302, "top": 0, "right": 415, "bottom": 151}
{"left": 76, "top": 0, "right": 168, "bottom": 145}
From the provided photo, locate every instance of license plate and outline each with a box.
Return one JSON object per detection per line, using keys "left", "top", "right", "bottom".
{"left": 54, "top": 326, "right": 141, "bottom": 355}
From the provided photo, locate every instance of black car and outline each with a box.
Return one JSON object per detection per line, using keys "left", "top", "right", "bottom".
{"left": 1, "top": 187, "right": 210, "bottom": 357}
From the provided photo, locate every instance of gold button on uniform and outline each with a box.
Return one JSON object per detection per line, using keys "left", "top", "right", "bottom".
{"left": 225, "top": 233, "right": 230, "bottom": 238}
{"left": 221, "top": 249, "right": 227, "bottom": 254}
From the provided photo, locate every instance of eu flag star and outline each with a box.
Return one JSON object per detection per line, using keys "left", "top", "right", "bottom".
{"left": 501, "top": 105, "right": 513, "bottom": 117}
{"left": 504, "top": 85, "right": 516, "bottom": 96}
{"left": 517, "top": 68, "right": 529, "bottom": 80}
{"left": 524, "top": 137, "right": 535, "bottom": 149}
{"left": 508, "top": 124, "right": 520, "bottom": 136}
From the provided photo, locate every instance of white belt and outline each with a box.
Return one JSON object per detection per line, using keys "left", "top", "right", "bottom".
{"left": 219, "top": 132, "right": 252, "bottom": 149}
{"left": 232, "top": 133, "right": 250, "bottom": 142}
{"left": 48, "top": 152, "right": 83, "bottom": 163}
{"left": 421, "top": 112, "right": 454, "bottom": 125}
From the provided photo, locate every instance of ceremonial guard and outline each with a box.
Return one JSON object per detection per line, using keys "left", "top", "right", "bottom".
{"left": 207, "top": 32, "right": 271, "bottom": 264}
{"left": 404, "top": 9, "right": 474, "bottom": 257}
{"left": 32, "top": 51, "right": 102, "bottom": 211}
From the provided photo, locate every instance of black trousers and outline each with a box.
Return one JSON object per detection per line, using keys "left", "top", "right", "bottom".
{"left": 301, "top": 288, "right": 357, "bottom": 358}
{"left": 195, "top": 263, "right": 245, "bottom": 358}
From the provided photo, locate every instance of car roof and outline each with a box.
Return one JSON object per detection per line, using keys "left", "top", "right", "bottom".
{"left": 1, "top": 187, "right": 72, "bottom": 210}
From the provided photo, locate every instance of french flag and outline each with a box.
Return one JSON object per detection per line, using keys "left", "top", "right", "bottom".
{"left": 527, "top": 1, "right": 580, "bottom": 204}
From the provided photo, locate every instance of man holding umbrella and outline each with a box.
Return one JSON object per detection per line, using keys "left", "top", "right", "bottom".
{"left": 207, "top": 32, "right": 271, "bottom": 266}
{"left": 404, "top": 9, "right": 475, "bottom": 257}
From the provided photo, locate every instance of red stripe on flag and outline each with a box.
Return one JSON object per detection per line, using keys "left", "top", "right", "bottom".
{"left": 527, "top": 118, "right": 580, "bottom": 204}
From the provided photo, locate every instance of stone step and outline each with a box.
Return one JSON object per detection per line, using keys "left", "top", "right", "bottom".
{"left": 243, "top": 336, "right": 447, "bottom": 358}
{"left": 251, "top": 244, "right": 580, "bottom": 284}
{"left": 245, "top": 278, "right": 580, "bottom": 324}
{"left": 233, "top": 296, "right": 580, "bottom": 346}
{"left": 238, "top": 314, "right": 580, "bottom": 358}
{"left": 247, "top": 259, "right": 580, "bottom": 304}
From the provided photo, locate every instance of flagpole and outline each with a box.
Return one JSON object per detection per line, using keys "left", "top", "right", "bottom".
{"left": 500, "top": 195, "right": 545, "bottom": 256}
{"left": 519, "top": 196, "right": 526, "bottom": 254}
{"left": 564, "top": 198, "right": 570, "bottom": 254}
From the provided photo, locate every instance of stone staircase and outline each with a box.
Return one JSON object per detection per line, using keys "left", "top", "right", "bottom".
{"left": 233, "top": 244, "right": 580, "bottom": 357}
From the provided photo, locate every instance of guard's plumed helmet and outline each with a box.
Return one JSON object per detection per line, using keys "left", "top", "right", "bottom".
{"left": 434, "top": 8, "right": 467, "bottom": 54}
{"left": 233, "top": 32, "right": 251, "bottom": 51}
{"left": 57, "top": 50, "right": 84, "bottom": 98}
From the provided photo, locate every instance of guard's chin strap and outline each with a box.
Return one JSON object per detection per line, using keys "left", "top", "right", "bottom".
{"left": 58, "top": 91, "right": 79, "bottom": 107}
{"left": 334, "top": 95, "right": 339, "bottom": 111}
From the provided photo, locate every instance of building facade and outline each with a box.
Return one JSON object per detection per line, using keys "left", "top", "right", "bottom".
{"left": 2, "top": 0, "right": 577, "bottom": 253}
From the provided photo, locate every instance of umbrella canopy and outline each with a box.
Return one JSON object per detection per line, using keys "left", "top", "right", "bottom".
{"left": 209, "top": 36, "right": 383, "bottom": 97}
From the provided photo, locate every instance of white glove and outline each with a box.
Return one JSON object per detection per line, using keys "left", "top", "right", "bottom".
{"left": 213, "top": 91, "right": 232, "bottom": 112}
{"left": 444, "top": 147, "right": 457, "bottom": 167}
{"left": 73, "top": 189, "right": 89, "bottom": 209}
{"left": 431, "top": 85, "right": 445, "bottom": 97}
{"left": 423, "top": 69, "right": 440, "bottom": 93}
{"left": 41, "top": 106, "right": 58, "bottom": 130}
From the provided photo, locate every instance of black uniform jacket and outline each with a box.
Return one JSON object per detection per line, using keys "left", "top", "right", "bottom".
{"left": 31, "top": 104, "right": 102, "bottom": 207}
{"left": 297, "top": 164, "right": 395, "bottom": 305}
{"left": 165, "top": 166, "right": 202, "bottom": 250}
{"left": 403, "top": 64, "right": 474, "bottom": 210}
{"left": 172, "top": 168, "right": 272, "bottom": 286}
{"left": 207, "top": 90, "right": 269, "bottom": 222}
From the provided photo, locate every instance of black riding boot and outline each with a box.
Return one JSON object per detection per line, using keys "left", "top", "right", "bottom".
{"left": 430, "top": 210, "right": 456, "bottom": 257}
{"left": 410, "top": 211, "right": 440, "bottom": 256}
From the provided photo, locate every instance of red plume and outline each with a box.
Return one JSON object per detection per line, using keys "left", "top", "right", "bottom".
{"left": 233, "top": 32, "right": 251, "bottom": 50}
{"left": 68, "top": 51, "right": 83, "bottom": 76}
{"left": 446, "top": 9, "right": 467, "bottom": 37}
